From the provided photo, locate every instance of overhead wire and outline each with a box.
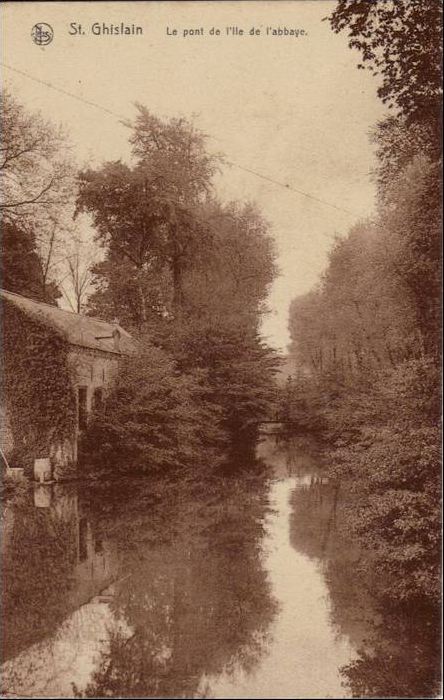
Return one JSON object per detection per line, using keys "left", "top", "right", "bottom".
{"left": 2, "top": 61, "right": 363, "bottom": 222}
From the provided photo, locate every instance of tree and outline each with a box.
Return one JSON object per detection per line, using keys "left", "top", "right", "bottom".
{"left": 127, "top": 106, "right": 220, "bottom": 310}
{"left": 80, "top": 337, "right": 226, "bottom": 474}
{"left": 84, "top": 195, "right": 277, "bottom": 336}
{"left": 1, "top": 91, "right": 77, "bottom": 301}
{"left": 181, "top": 200, "right": 277, "bottom": 327}
{"left": 288, "top": 213, "right": 428, "bottom": 381}
{"left": 78, "top": 104, "right": 280, "bottom": 470}
{"left": 76, "top": 162, "right": 165, "bottom": 324}
{"left": 163, "top": 319, "right": 281, "bottom": 460}
{"left": 1, "top": 91, "right": 74, "bottom": 220}
{"left": 86, "top": 252, "right": 170, "bottom": 330}
{"left": 379, "top": 154, "right": 442, "bottom": 354}
{"left": 1, "top": 220, "right": 60, "bottom": 303}
{"left": 77, "top": 108, "right": 220, "bottom": 321}
{"left": 57, "top": 218, "right": 101, "bottom": 313}
{"left": 371, "top": 115, "right": 441, "bottom": 195}
{"left": 329, "top": 1, "right": 442, "bottom": 133}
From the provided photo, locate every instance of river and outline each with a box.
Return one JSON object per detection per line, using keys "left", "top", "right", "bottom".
{"left": 1, "top": 436, "right": 439, "bottom": 698}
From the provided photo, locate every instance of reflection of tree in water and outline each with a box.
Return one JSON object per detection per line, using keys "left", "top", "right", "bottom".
{"left": 289, "top": 476, "right": 440, "bottom": 699}
{"left": 289, "top": 476, "right": 340, "bottom": 562}
{"left": 259, "top": 435, "right": 322, "bottom": 480}
{"left": 339, "top": 605, "right": 440, "bottom": 699}
{"left": 2, "top": 488, "right": 78, "bottom": 664}
{"left": 75, "top": 474, "right": 278, "bottom": 698}
{"left": 2, "top": 483, "right": 120, "bottom": 698}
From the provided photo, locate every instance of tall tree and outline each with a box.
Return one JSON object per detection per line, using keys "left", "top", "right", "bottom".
{"left": 181, "top": 200, "right": 276, "bottom": 326}
{"left": 1, "top": 91, "right": 77, "bottom": 301}
{"left": 77, "top": 108, "right": 219, "bottom": 321}
{"left": 329, "top": 1, "right": 442, "bottom": 134}
{"left": 1, "top": 91, "right": 73, "bottom": 218}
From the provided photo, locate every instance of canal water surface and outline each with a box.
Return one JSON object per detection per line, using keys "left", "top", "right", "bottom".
{"left": 1, "top": 437, "right": 439, "bottom": 698}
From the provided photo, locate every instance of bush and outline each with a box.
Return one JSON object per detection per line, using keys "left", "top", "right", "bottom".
{"left": 80, "top": 339, "right": 226, "bottom": 476}
{"left": 328, "top": 358, "right": 441, "bottom": 604}
{"left": 159, "top": 318, "right": 282, "bottom": 462}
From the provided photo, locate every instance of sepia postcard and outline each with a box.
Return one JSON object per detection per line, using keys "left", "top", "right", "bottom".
{"left": 1, "top": 1, "right": 442, "bottom": 698}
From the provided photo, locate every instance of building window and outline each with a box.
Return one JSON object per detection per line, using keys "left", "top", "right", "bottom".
{"left": 92, "top": 387, "right": 104, "bottom": 412}
{"left": 78, "top": 386, "right": 88, "bottom": 431}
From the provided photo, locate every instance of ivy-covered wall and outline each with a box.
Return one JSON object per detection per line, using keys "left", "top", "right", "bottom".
{"left": 1, "top": 299, "right": 77, "bottom": 475}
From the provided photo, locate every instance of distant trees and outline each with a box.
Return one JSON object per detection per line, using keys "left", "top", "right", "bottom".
{"left": 56, "top": 218, "right": 100, "bottom": 313}
{"left": 289, "top": 221, "right": 419, "bottom": 378}
{"left": 289, "top": 154, "right": 441, "bottom": 379}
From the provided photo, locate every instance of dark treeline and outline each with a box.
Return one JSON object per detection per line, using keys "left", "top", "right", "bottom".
{"left": 282, "top": 1, "right": 442, "bottom": 607}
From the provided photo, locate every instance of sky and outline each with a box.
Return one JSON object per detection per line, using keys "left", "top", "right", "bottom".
{"left": 2, "top": 1, "right": 386, "bottom": 350}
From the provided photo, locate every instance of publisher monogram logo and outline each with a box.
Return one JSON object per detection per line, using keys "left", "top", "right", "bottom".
{"left": 31, "top": 23, "right": 54, "bottom": 46}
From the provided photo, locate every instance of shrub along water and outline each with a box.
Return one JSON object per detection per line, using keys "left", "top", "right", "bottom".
{"left": 80, "top": 339, "right": 227, "bottom": 476}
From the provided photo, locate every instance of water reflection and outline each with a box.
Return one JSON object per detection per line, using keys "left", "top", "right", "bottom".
{"left": 1, "top": 472, "right": 277, "bottom": 698}
{"left": 1, "top": 439, "right": 440, "bottom": 698}
{"left": 209, "top": 439, "right": 358, "bottom": 699}
{"left": 286, "top": 439, "right": 441, "bottom": 699}
{"left": 2, "top": 483, "right": 120, "bottom": 697}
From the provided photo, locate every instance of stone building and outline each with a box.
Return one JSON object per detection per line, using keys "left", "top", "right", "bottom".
{"left": 1, "top": 289, "right": 137, "bottom": 477}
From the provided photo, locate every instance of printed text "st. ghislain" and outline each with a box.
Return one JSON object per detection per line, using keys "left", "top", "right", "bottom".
{"left": 69, "top": 23, "right": 143, "bottom": 36}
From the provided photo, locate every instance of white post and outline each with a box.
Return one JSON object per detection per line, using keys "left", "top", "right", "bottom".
{"left": 34, "top": 457, "right": 52, "bottom": 483}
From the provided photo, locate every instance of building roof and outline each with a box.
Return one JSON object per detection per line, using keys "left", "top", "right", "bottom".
{"left": 1, "top": 289, "right": 137, "bottom": 355}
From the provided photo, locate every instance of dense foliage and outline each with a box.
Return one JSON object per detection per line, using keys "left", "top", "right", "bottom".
{"left": 1, "top": 300, "right": 76, "bottom": 474}
{"left": 78, "top": 107, "right": 280, "bottom": 473}
{"left": 288, "top": 462, "right": 441, "bottom": 698}
{"left": 81, "top": 340, "right": 226, "bottom": 475}
{"left": 284, "top": 2, "right": 442, "bottom": 606}
{"left": 329, "top": 1, "right": 442, "bottom": 133}
{"left": 1, "top": 220, "right": 60, "bottom": 303}
{"left": 162, "top": 319, "right": 281, "bottom": 462}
